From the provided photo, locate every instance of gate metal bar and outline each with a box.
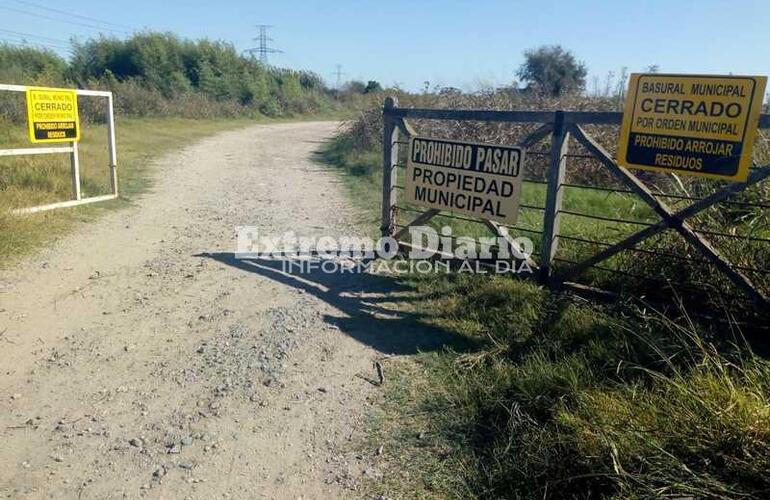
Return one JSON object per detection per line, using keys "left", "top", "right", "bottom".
{"left": 567, "top": 123, "right": 769, "bottom": 305}
{"left": 385, "top": 117, "right": 553, "bottom": 271}
{"left": 382, "top": 98, "right": 770, "bottom": 308}
{"left": 0, "top": 83, "right": 119, "bottom": 215}
{"left": 383, "top": 112, "right": 553, "bottom": 240}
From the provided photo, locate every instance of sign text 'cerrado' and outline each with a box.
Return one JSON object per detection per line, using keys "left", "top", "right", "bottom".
{"left": 26, "top": 87, "right": 81, "bottom": 143}
{"left": 618, "top": 74, "right": 767, "bottom": 182}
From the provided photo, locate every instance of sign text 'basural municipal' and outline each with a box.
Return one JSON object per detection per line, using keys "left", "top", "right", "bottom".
{"left": 404, "top": 137, "right": 525, "bottom": 224}
{"left": 618, "top": 74, "right": 767, "bottom": 182}
{"left": 26, "top": 87, "right": 81, "bottom": 143}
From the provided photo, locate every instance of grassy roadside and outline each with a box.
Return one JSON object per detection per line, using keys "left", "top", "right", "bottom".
{"left": 363, "top": 276, "right": 770, "bottom": 499}
{"left": 0, "top": 114, "right": 340, "bottom": 266}
{"left": 317, "top": 120, "right": 770, "bottom": 499}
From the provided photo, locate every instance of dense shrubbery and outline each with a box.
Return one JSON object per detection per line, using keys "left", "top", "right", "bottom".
{"left": 0, "top": 44, "right": 67, "bottom": 84}
{"left": 0, "top": 32, "right": 350, "bottom": 120}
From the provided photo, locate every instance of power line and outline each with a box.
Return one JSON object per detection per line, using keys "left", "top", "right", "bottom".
{"left": 11, "top": 0, "right": 134, "bottom": 31}
{"left": 0, "top": 38, "right": 71, "bottom": 52}
{"left": 0, "top": 27, "right": 70, "bottom": 45}
{"left": 0, "top": 4, "right": 131, "bottom": 35}
{"left": 245, "top": 24, "right": 282, "bottom": 65}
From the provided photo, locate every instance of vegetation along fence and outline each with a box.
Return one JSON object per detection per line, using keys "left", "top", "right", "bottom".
{"left": 381, "top": 96, "right": 770, "bottom": 315}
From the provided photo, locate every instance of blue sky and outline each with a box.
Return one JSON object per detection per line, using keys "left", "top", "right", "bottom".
{"left": 2, "top": 0, "right": 769, "bottom": 91}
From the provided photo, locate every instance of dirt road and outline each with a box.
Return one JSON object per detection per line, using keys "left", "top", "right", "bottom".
{"left": 0, "top": 121, "right": 433, "bottom": 499}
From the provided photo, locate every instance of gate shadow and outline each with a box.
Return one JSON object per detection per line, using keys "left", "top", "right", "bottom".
{"left": 196, "top": 253, "right": 479, "bottom": 355}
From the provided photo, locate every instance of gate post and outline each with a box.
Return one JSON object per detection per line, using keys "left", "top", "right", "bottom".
{"left": 539, "top": 111, "right": 569, "bottom": 285}
{"left": 107, "top": 93, "right": 119, "bottom": 196}
{"left": 381, "top": 96, "right": 399, "bottom": 237}
{"left": 70, "top": 141, "right": 81, "bottom": 201}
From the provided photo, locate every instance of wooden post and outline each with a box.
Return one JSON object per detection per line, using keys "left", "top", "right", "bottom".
{"left": 539, "top": 111, "right": 569, "bottom": 285}
{"left": 70, "top": 141, "right": 81, "bottom": 201}
{"left": 381, "top": 96, "right": 399, "bottom": 237}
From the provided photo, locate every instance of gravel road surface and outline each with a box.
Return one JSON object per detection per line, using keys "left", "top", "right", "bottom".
{"left": 0, "top": 121, "right": 419, "bottom": 499}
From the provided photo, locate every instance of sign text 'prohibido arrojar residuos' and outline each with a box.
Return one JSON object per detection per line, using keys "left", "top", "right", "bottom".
{"left": 404, "top": 137, "right": 525, "bottom": 224}
{"left": 618, "top": 74, "right": 767, "bottom": 182}
{"left": 26, "top": 87, "right": 81, "bottom": 143}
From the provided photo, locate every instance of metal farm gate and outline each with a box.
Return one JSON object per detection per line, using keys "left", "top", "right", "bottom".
{"left": 381, "top": 96, "right": 770, "bottom": 311}
{"left": 0, "top": 84, "right": 118, "bottom": 214}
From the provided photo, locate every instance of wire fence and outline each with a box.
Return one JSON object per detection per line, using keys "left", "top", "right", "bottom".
{"left": 382, "top": 98, "right": 770, "bottom": 315}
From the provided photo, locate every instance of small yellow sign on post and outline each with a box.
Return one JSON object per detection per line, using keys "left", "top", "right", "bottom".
{"left": 404, "top": 136, "right": 525, "bottom": 224}
{"left": 26, "top": 87, "right": 81, "bottom": 143}
{"left": 618, "top": 74, "right": 767, "bottom": 182}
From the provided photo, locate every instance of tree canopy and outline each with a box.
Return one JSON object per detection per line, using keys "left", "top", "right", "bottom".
{"left": 517, "top": 45, "right": 587, "bottom": 96}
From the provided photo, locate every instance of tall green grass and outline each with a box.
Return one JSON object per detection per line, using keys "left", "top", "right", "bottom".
{"left": 364, "top": 275, "right": 770, "bottom": 499}
{"left": 317, "top": 94, "right": 770, "bottom": 499}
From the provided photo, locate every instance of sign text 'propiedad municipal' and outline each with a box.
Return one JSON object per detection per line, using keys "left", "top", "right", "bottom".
{"left": 405, "top": 137, "right": 525, "bottom": 224}
{"left": 618, "top": 74, "right": 766, "bottom": 182}
{"left": 26, "top": 87, "right": 81, "bottom": 143}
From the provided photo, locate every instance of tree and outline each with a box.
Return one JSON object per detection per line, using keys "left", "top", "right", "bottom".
{"left": 516, "top": 45, "right": 587, "bottom": 96}
{"left": 343, "top": 80, "right": 367, "bottom": 94}
{"left": 363, "top": 80, "right": 382, "bottom": 94}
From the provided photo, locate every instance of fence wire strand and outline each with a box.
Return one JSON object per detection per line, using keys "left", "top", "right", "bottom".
{"left": 386, "top": 109, "right": 770, "bottom": 311}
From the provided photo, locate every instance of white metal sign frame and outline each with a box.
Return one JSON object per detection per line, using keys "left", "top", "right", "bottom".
{"left": 0, "top": 83, "right": 118, "bottom": 215}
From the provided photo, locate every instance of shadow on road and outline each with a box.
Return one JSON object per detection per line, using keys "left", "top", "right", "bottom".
{"left": 196, "top": 253, "right": 478, "bottom": 356}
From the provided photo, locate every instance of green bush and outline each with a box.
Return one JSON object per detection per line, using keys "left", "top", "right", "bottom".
{"left": 0, "top": 43, "right": 67, "bottom": 87}
{"left": 66, "top": 32, "right": 335, "bottom": 117}
{"left": 0, "top": 32, "right": 343, "bottom": 120}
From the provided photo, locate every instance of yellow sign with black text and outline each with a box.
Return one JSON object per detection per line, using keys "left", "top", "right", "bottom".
{"left": 618, "top": 74, "right": 766, "bottom": 182}
{"left": 26, "top": 87, "right": 80, "bottom": 143}
{"left": 404, "top": 136, "right": 525, "bottom": 224}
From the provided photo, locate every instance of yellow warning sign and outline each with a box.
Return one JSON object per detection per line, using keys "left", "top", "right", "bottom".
{"left": 404, "top": 136, "right": 525, "bottom": 224}
{"left": 26, "top": 87, "right": 80, "bottom": 143}
{"left": 618, "top": 74, "right": 766, "bottom": 182}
